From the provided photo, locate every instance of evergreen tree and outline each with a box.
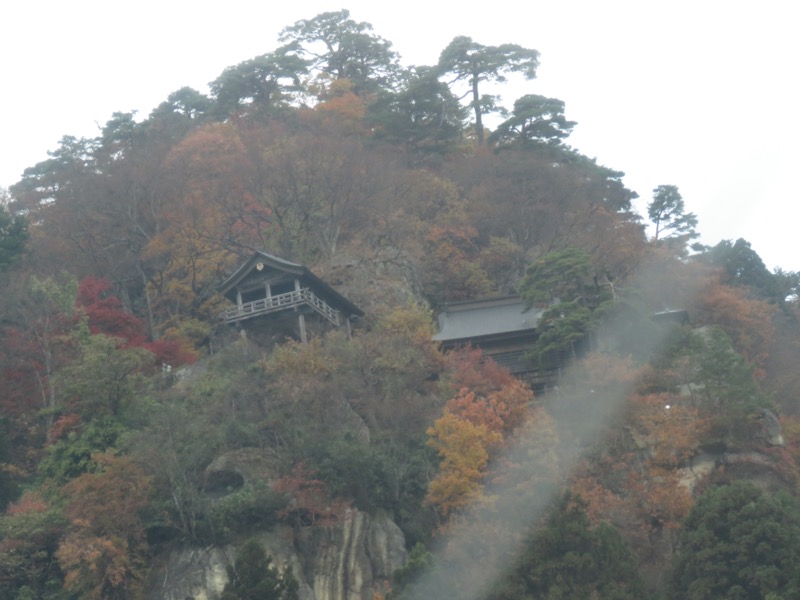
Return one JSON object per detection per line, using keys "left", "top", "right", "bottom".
{"left": 647, "top": 185, "right": 698, "bottom": 247}
{"left": 487, "top": 494, "right": 644, "bottom": 600}
{"left": 670, "top": 481, "right": 800, "bottom": 600}
{"left": 436, "top": 36, "right": 539, "bottom": 144}
{"left": 520, "top": 248, "right": 613, "bottom": 360}
{"left": 0, "top": 201, "right": 27, "bottom": 271}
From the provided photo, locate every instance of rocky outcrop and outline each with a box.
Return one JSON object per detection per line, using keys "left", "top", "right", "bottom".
{"left": 323, "top": 249, "right": 424, "bottom": 317}
{"left": 296, "top": 509, "right": 406, "bottom": 600}
{"left": 755, "top": 408, "right": 784, "bottom": 447}
{"left": 152, "top": 546, "right": 235, "bottom": 600}
{"left": 677, "top": 447, "right": 792, "bottom": 494}
{"left": 147, "top": 509, "right": 407, "bottom": 600}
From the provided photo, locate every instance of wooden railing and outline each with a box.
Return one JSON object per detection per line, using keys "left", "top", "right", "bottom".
{"left": 223, "top": 288, "right": 339, "bottom": 326}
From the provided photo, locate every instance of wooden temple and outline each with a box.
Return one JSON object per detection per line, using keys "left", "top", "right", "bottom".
{"left": 218, "top": 251, "right": 363, "bottom": 343}
{"left": 433, "top": 296, "right": 566, "bottom": 392}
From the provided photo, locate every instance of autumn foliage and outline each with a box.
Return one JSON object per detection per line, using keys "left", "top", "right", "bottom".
{"left": 76, "top": 276, "right": 196, "bottom": 368}
{"left": 0, "top": 10, "right": 798, "bottom": 598}
{"left": 426, "top": 349, "right": 533, "bottom": 518}
{"left": 56, "top": 454, "right": 151, "bottom": 599}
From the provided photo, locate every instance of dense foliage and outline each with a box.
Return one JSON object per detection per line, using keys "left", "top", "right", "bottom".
{"left": 670, "top": 482, "right": 800, "bottom": 599}
{"left": 1, "top": 8, "right": 800, "bottom": 600}
{"left": 487, "top": 495, "right": 645, "bottom": 600}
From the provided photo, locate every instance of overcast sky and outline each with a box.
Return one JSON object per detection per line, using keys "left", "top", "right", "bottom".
{"left": 3, "top": 1, "right": 798, "bottom": 270}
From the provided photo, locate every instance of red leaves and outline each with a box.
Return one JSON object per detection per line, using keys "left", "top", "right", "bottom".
{"left": 426, "top": 348, "right": 533, "bottom": 518}
{"left": 47, "top": 413, "right": 81, "bottom": 445}
{"left": 77, "top": 277, "right": 145, "bottom": 344}
{"left": 5, "top": 491, "right": 48, "bottom": 517}
{"left": 76, "top": 276, "right": 195, "bottom": 367}
{"left": 445, "top": 346, "right": 515, "bottom": 394}
{"left": 273, "top": 463, "right": 349, "bottom": 527}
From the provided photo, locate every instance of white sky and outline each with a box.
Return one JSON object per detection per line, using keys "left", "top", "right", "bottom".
{"left": 2, "top": 1, "right": 798, "bottom": 270}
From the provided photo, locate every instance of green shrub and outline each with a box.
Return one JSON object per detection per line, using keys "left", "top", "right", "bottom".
{"left": 210, "top": 480, "right": 286, "bottom": 541}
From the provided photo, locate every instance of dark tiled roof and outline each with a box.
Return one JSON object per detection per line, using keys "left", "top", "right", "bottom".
{"left": 218, "top": 250, "right": 363, "bottom": 317}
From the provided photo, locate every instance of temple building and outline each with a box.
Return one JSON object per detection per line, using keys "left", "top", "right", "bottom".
{"left": 218, "top": 250, "right": 363, "bottom": 343}
{"left": 433, "top": 296, "right": 566, "bottom": 392}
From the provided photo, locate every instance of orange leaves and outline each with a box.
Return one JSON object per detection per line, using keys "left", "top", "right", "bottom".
{"left": 447, "top": 389, "right": 505, "bottom": 439}
{"left": 447, "top": 384, "right": 532, "bottom": 439}
{"left": 314, "top": 81, "right": 367, "bottom": 134}
{"left": 444, "top": 346, "right": 515, "bottom": 394}
{"left": 695, "top": 282, "right": 776, "bottom": 372}
{"left": 56, "top": 453, "right": 151, "bottom": 598}
{"left": 630, "top": 393, "right": 707, "bottom": 468}
{"left": 142, "top": 121, "right": 272, "bottom": 331}
{"left": 5, "top": 491, "right": 48, "bottom": 517}
{"left": 625, "top": 466, "right": 693, "bottom": 532}
{"left": 60, "top": 453, "right": 151, "bottom": 538}
{"left": 426, "top": 348, "right": 534, "bottom": 518}
{"left": 621, "top": 393, "right": 702, "bottom": 531}
{"left": 444, "top": 348, "right": 533, "bottom": 437}
{"left": 56, "top": 534, "right": 135, "bottom": 599}
{"left": 490, "top": 382, "right": 535, "bottom": 434}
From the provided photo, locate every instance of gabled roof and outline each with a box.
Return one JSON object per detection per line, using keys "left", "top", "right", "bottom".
{"left": 218, "top": 250, "right": 364, "bottom": 317}
{"left": 432, "top": 296, "right": 542, "bottom": 343}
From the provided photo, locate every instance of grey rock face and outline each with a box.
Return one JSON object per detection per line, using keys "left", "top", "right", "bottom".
{"left": 147, "top": 509, "right": 407, "bottom": 600}
{"left": 298, "top": 509, "right": 406, "bottom": 600}
{"left": 152, "top": 546, "right": 235, "bottom": 600}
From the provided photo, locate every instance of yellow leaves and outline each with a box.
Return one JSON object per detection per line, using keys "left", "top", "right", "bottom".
{"left": 421, "top": 224, "right": 493, "bottom": 303}
{"left": 262, "top": 337, "right": 338, "bottom": 379}
{"left": 370, "top": 305, "right": 445, "bottom": 380}
{"left": 56, "top": 533, "right": 135, "bottom": 599}
{"left": 375, "top": 304, "right": 435, "bottom": 340}
{"left": 426, "top": 348, "right": 535, "bottom": 519}
{"left": 425, "top": 409, "right": 501, "bottom": 515}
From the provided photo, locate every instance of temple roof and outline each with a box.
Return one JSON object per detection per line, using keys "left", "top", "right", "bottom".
{"left": 218, "top": 250, "right": 364, "bottom": 317}
{"left": 432, "top": 296, "right": 542, "bottom": 343}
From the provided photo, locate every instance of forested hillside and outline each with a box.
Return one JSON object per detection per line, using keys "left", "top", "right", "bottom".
{"left": 3, "top": 10, "right": 800, "bottom": 600}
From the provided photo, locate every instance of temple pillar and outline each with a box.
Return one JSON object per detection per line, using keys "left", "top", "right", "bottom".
{"left": 344, "top": 315, "right": 352, "bottom": 339}
{"left": 298, "top": 313, "right": 307, "bottom": 344}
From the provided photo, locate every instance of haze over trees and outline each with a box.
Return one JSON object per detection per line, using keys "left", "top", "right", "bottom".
{"left": 2, "top": 9, "right": 800, "bottom": 600}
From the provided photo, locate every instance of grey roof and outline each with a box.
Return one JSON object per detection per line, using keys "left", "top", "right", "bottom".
{"left": 432, "top": 296, "right": 542, "bottom": 342}
{"left": 218, "top": 250, "right": 305, "bottom": 295}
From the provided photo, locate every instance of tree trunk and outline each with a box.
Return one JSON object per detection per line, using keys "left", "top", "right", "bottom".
{"left": 471, "top": 76, "right": 484, "bottom": 144}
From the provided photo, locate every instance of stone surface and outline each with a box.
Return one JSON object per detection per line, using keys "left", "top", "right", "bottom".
{"left": 151, "top": 545, "right": 235, "bottom": 600}
{"left": 147, "top": 509, "right": 407, "bottom": 600}
{"left": 756, "top": 408, "right": 785, "bottom": 447}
